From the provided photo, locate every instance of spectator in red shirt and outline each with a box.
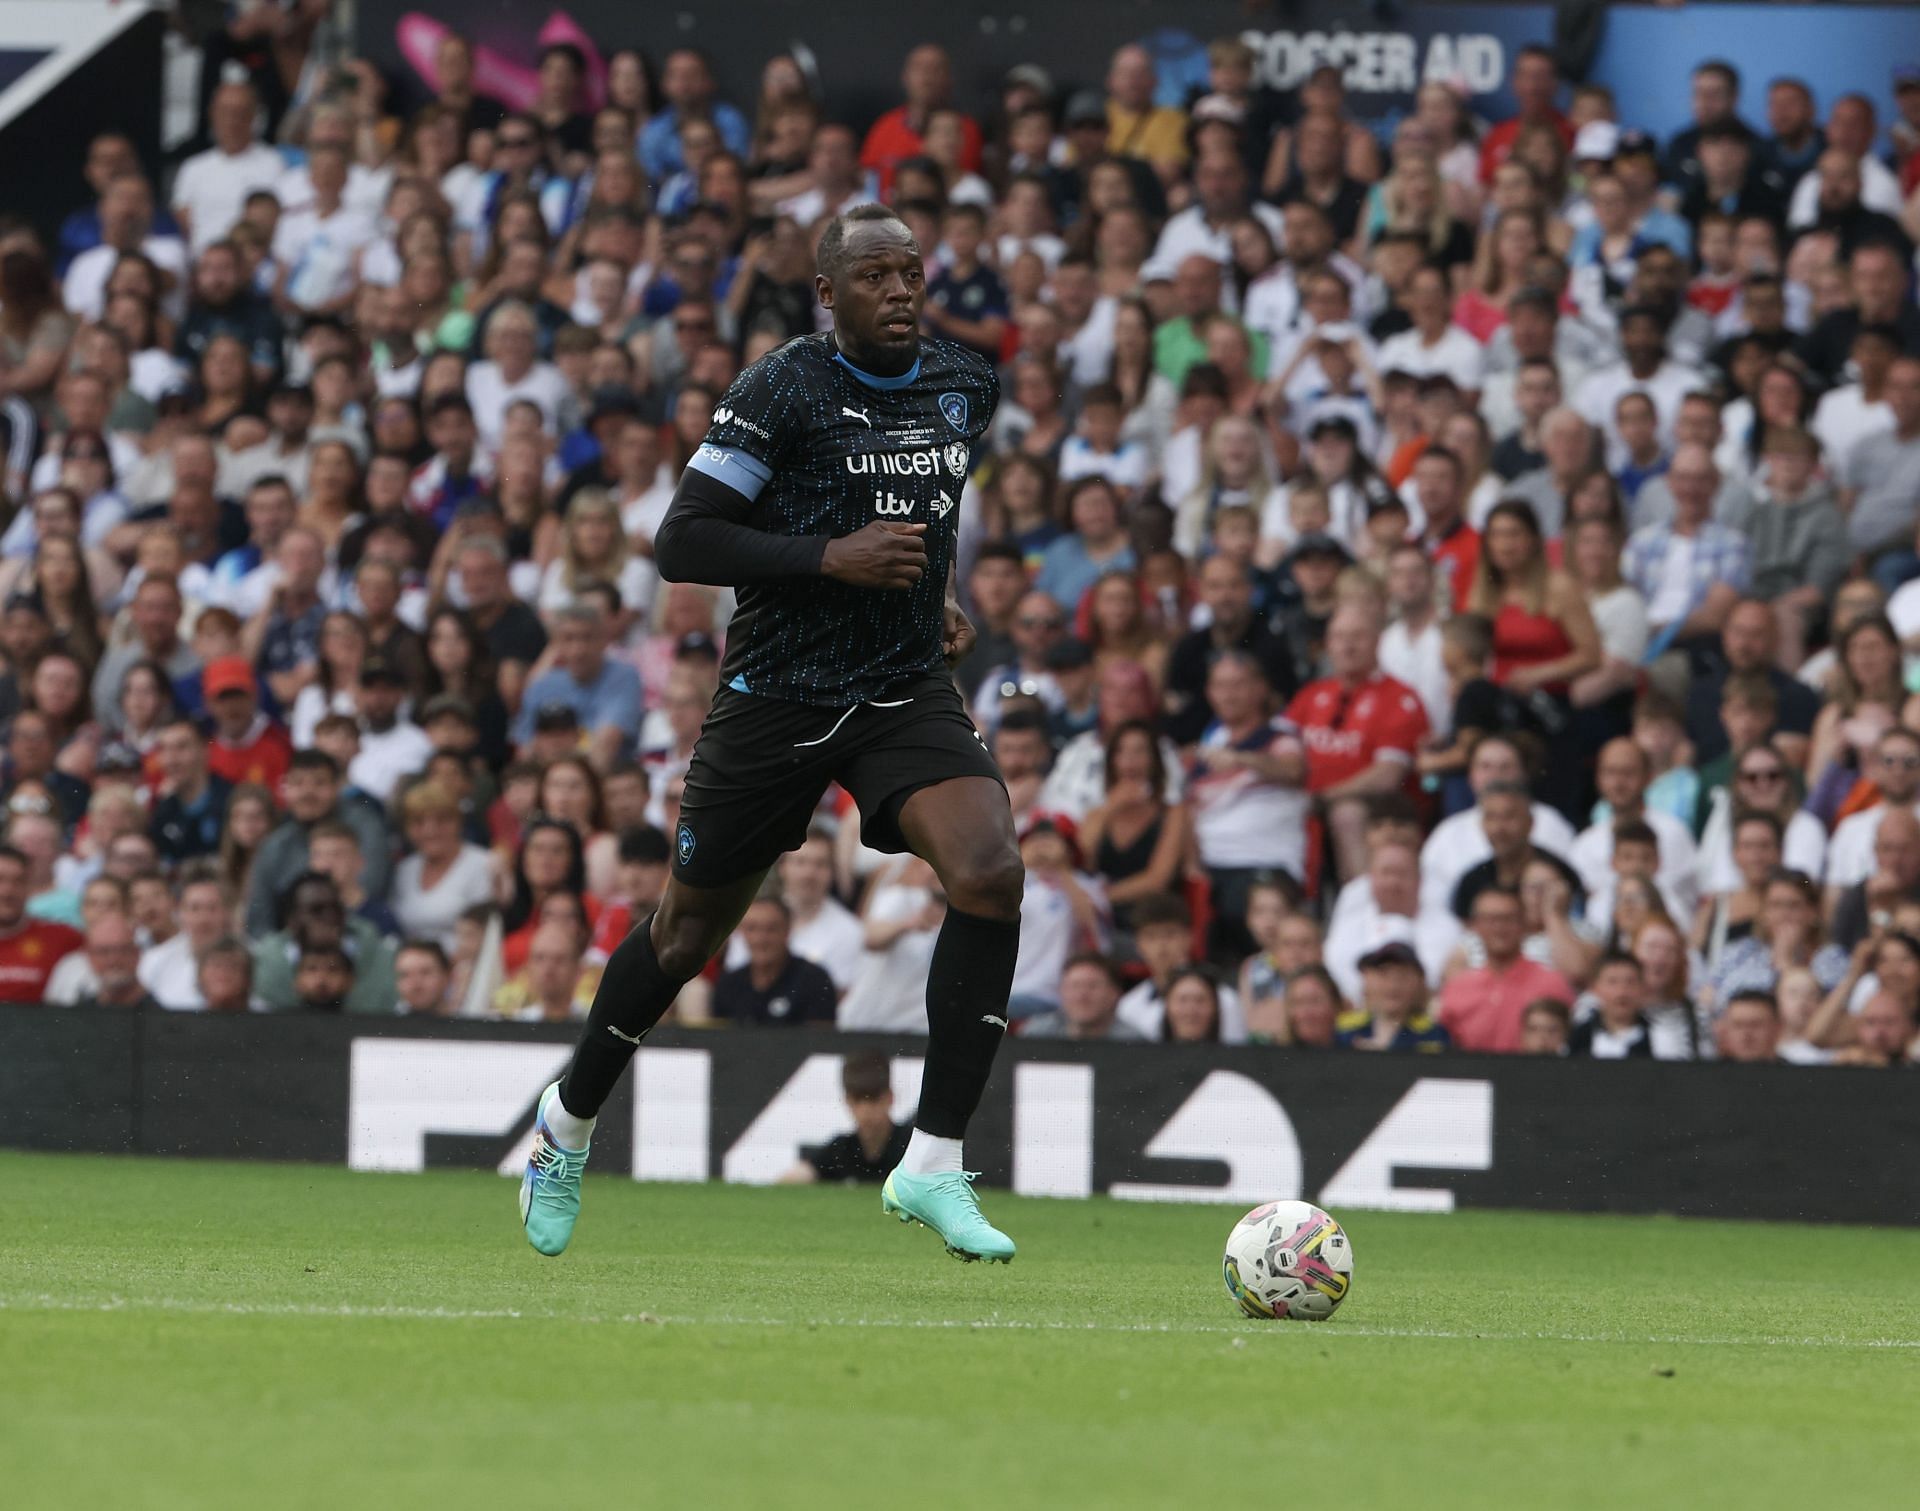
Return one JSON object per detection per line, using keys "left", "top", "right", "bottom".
{"left": 203, "top": 655, "right": 293, "bottom": 796}
{"left": 1415, "top": 446, "right": 1481, "bottom": 613}
{"left": 860, "top": 45, "right": 981, "bottom": 198}
{"left": 1288, "top": 604, "right": 1430, "bottom": 886}
{"left": 1435, "top": 884, "right": 1573, "bottom": 1052}
{"left": 1478, "top": 45, "right": 1572, "bottom": 186}
{"left": 0, "top": 844, "right": 82, "bottom": 1001}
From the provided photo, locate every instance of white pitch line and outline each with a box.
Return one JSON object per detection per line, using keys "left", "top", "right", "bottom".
{"left": 1, "top": 1293, "right": 1917, "bottom": 1351}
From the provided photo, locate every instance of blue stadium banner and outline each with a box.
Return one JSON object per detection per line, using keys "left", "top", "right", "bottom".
{"left": 355, "top": 0, "right": 1553, "bottom": 130}
{"left": 6, "top": 1007, "right": 1917, "bottom": 1226}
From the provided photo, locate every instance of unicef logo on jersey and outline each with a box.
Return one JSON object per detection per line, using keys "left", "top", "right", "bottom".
{"left": 943, "top": 442, "right": 969, "bottom": 478}
{"left": 938, "top": 392, "right": 969, "bottom": 433}
{"left": 676, "top": 824, "right": 696, "bottom": 866}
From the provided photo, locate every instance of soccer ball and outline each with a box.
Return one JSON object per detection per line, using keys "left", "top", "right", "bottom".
{"left": 1222, "top": 1200, "right": 1353, "bottom": 1321}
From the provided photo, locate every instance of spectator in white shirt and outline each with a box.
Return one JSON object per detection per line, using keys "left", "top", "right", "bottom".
{"left": 1574, "top": 306, "right": 1707, "bottom": 469}
{"left": 1786, "top": 100, "right": 1906, "bottom": 227}
{"left": 1151, "top": 152, "right": 1286, "bottom": 276}
{"left": 136, "top": 865, "right": 233, "bottom": 1011}
{"left": 1824, "top": 727, "right": 1920, "bottom": 901}
{"left": 272, "top": 145, "right": 376, "bottom": 318}
{"left": 1812, "top": 324, "right": 1899, "bottom": 464}
{"left": 464, "top": 301, "right": 569, "bottom": 448}
{"left": 1420, "top": 735, "right": 1579, "bottom": 903}
{"left": 1571, "top": 738, "right": 1701, "bottom": 919}
{"left": 1377, "top": 543, "right": 1450, "bottom": 734}
{"left": 723, "top": 832, "right": 866, "bottom": 994}
{"left": 347, "top": 656, "right": 434, "bottom": 804}
{"left": 1325, "top": 836, "right": 1461, "bottom": 1002}
{"left": 63, "top": 174, "right": 189, "bottom": 322}
{"left": 1376, "top": 263, "right": 1485, "bottom": 396}
{"left": 173, "top": 82, "right": 287, "bottom": 253}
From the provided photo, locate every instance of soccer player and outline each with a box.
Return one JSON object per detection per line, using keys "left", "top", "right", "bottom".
{"left": 519, "top": 205, "right": 1021, "bottom": 1262}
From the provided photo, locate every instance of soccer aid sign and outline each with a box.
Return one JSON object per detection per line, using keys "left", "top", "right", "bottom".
{"left": 1240, "top": 26, "right": 1509, "bottom": 98}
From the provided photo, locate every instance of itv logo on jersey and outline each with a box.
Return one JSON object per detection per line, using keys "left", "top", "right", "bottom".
{"left": 845, "top": 449, "right": 942, "bottom": 477}
{"left": 872, "top": 491, "right": 917, "bottom": 517}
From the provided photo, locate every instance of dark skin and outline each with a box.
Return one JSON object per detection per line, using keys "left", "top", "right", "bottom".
{"left": 648, "top": 218, "right": 1022, "bottom": 979}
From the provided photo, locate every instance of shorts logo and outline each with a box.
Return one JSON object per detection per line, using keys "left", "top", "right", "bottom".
{"left": 943, "top": 442, "right": 969, "bottom": 478}
{"left": 939, "top": 392, "right": 969, "bottom": 433}
{"left": 676, "top": 824, "right": 696, "bottom": 865}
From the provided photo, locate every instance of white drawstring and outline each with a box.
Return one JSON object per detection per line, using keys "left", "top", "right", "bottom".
{"left": 791, "top": 696, "right": 915, "bottom": 747}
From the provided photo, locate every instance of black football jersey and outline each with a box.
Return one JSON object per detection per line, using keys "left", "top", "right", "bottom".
{"left": 690, "top": 333, "right": 998, "bottom": 707}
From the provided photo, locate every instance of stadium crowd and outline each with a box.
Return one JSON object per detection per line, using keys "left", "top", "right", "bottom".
{"left": 2, "top": 13, "right": 1920, "bottom": 1068}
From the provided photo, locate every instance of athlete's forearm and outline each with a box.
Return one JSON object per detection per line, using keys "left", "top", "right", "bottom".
{"left": 654, "top": 469, "right": 830, "bottom": 585}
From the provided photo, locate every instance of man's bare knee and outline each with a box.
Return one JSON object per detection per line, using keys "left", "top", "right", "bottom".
{"left": 944, "top": 843, "right": 1025, "bottom": 920}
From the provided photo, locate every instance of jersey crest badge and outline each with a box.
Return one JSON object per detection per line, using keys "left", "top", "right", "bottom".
{"left": 676, "top": 824, "right": 696, "bottom": 865}
{"left": 943, "top": 442, "right": 969, "bottom": 478}
{"left": 938, "top": 392, "right": 969, "bottom": 432}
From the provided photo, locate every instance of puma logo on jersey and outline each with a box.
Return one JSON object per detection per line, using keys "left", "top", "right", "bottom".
{"left": 842, "top": 405, "right": 872, "bottom": 428}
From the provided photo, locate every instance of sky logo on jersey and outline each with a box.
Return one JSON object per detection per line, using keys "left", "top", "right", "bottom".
{"left": 931, "top": 490, "right": 957, "bottom": 520}
{"left": 939, "top": 392, "right": 969, "bottom": 432}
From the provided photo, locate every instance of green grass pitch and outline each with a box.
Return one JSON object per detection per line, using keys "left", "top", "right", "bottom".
{"left": 2, "top": 1151, "right": 1914, "bottom": 1509}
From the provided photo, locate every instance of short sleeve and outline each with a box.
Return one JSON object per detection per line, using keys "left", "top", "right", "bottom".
{"left": 1375, "top": 689, "right": 1429, "bottom": 759}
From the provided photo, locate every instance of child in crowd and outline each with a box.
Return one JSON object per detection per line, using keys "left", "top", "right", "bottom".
{"left": 1630, "top": 692, "right": 1699, "bottom": 830}
{"left": 1057, "top": 383, "right": 1150, "bottom": 494}
{"left": 1418, "top": 614, "right": 1515, "bottom": 811}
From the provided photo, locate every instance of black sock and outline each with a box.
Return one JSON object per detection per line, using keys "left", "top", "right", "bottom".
{"left": 559, "top": 915, "right": 689, "bottom": 1119}
{"left": 915, "top": 906, "right": 1019, "bottom": 1138}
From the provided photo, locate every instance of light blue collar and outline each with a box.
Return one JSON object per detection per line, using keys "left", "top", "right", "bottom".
{"left": 834, "top": 351, "right": 921, "bottom": 390}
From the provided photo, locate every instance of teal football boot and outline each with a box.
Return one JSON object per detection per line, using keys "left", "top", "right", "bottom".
{"left": 881, "top": 1169, "right": 1016, "bottom": 1263}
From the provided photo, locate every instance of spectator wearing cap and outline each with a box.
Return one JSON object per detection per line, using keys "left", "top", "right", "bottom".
{"left": 1043, "top": 636, "right": 1099, "bottom": 744}
{"left": 712, "top": 895, "right": 837, "bottom": 1028}
{"left": 1335, "top": 942, "right": 1450, "bottom": 1051}
{"left": 514, "top": 603, "right": 643, "bottom": 770}
{"left": 149, "top": 716, "right": 233, "bottom": 864}
{"left": 1436, "top": 884, "right": 1575, "bottom": 1052}
{"left": 201, "top": 656, "right": 293, "bottom": 795}
{"left": 252, "top": 870, "right": 395, "bottom": 1015}
{"left": 781, "top": 1049, "right": 912, "bottom": 1185}
{"left": 245, "top": 751, "right": 391, "bottom": 936}
{"left": 92, "top": 575, "right": 199, "bottom": 736}
{"left": 1020, "top": 952, "right": 1146, "bottom": 1040}
{"left": 1678, "top": 120, "right": 1788, "bottom": 231}
{"left": 1325, "top": 834, "right": 1460, "bottom": 1004}
{"left": 347, "top": 654, "right": 433, "bottom": 805}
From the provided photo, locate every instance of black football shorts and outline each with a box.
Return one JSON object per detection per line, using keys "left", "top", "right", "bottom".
{"left": 670, "top": 670, "right": 1005, "bottom": 887}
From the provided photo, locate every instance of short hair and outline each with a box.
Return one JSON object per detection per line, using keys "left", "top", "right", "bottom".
{"left": 396, "top": 938, "right": 451, "bottom": 972}
{"left": 1725, "top": 988, "right": 1779, "bottom": 1018}
{"left": 972, "top": 540, "right": 1024, "bottom": 570}
{"left": 1721, "top": 670, "right": 1778, "bottom": 714}
{"left": 617, "top": 824, "right": 670, "bottom": 866}
{"left": 1612, "top": 818, "right": 1658, "bottom": 852}
{"left": 841, "top": 1048, "right": 891, "bottom": 1101}
{"left": 1443, "top": 612, "right": 1494, "bottom": 663}
{"left": 1522, "top": 997, "right": 1571, "bottom": 1029}
{"left": 817, "top": 204, "right": 910, "bottom": 279}
{"left": 1062, "top": 951, "right": 1123, "bottom": 991}
{"left": 1694, "top": 59, "right": 1740, "bottom": 94}
{"left": 288, "top": 749, "right": 341, "bottom": 779}
{"left": 1129, "top": 893, "right": 1192, "bottom": 933}
{"left": 308, "top": 818, "right": 361, "bottom": 851}
{"left": 1594, "top": 950, "right": 1644, "bottom": 978}
{"left": 401, "top": 781, "right": 461, "bottom": 824}
{"left": 1732, "top": 808, "right": 1785, "bottom": 846}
